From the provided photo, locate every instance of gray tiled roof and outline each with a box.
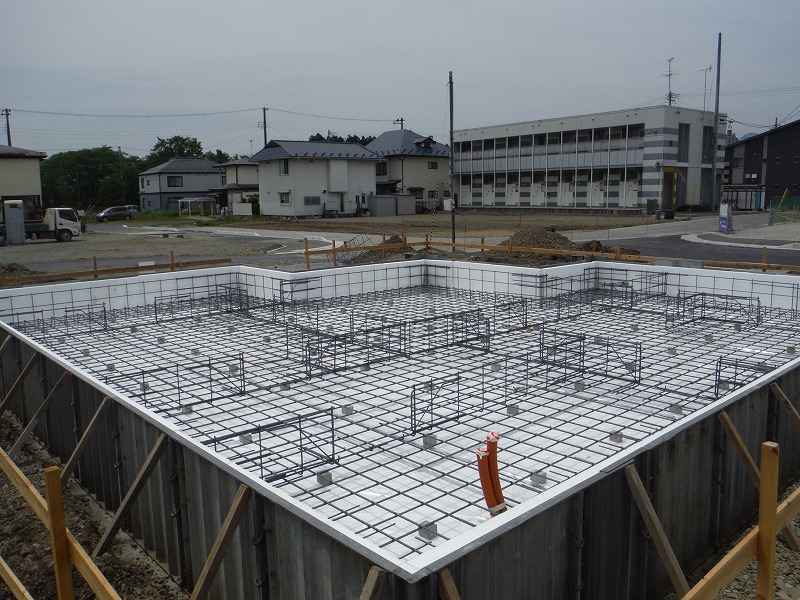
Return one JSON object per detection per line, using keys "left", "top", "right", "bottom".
{"left": 250, "top": 140, "right": 380, "bottom": 161}
{"left": 140, "top": 157, "right": 221, "bottom": 175}
{"left": 0, "top": 144, "right": 47, "bottom": 159}
{"left": 220, "top": 158, "right": 257, "bottom": 167}
{"left": 366, "top": 129, "right": 450, "bottom": 158}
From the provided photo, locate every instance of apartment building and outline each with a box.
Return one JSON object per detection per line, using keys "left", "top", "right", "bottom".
{"left": 453, "top": 106, "right": 726, "bottom": 210}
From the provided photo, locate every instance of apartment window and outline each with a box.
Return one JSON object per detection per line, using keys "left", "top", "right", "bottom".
{"left": 677, "top": 123, "right": 690, "bottom": 162}
{"left": 279, "top": 192, "right": 290, "bottom": 205}
{"left": 376, "top": 161, "right": 387, "bottom": 176}
{"left": 167, "top": 176, "right": 183, "bottom": 187}
{"left": 427, "top": 161, "right": 438, "bottom": 170}
{"left": 279, "top": 159, "right": 289, "bottom": 175}
{"left": 427, "top": 190, "right": 438, "bottom": 199}
{"left": 304, "top": 196, "right": 321, "bottom": 205}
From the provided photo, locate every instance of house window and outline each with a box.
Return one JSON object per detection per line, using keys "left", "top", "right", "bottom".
{"left": 795, "top": 156, "right": 799, "bottom": 163}
{"left": 376, "top": 162, "right": 387, "bottom": 176}
{"left": 140, "top": 177, "right": 144, "bottom": 188}
{"left": 279, "top": 159, "right": 289, "bottom": 175}
{"left": 167, "top": 176, "right": 183, "bottom": 187}
{"left": 428, "top": 161, "right": 438, "bottom": 170}
{"left": 304, "top": 196, "right": 321, "bottom": 205}
{"left": 279, "top": 192, "right": 290, "bottom": 205}
{"left": 427, "top": 190, "right": 438, "bottom": 199}
{"left": 776, "top": 157, "right": 781, "bottom": 164}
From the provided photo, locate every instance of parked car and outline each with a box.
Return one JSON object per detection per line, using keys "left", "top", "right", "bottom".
{"left": 124, "top": 204, "right": 140, "bottom": 212}
{"left": 96, "top": 206, "right": 133, "bottom": 222}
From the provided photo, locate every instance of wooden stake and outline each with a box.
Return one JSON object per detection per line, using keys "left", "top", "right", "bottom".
{"left": 170, "top": 250, "right": 175, "bottom": 271}
{"left": 719, "top": 410, "right": 800, "bottom": 551}
{"left": 0, "top": 352, "right": 39, "bottom": 415}
{"left": 332, "top": 240, "right": 337, "bottom": 267}
{"left": 190, "top": 485, "right": 252, "bottom": 600}
{"left": 756, "top": 442, "right": 779, "bottom": 600}
{"left": 10, "top": 372, "right": 71, "bottom": 459}
{"left": 481, "top": 235, "right": 485, "bottom": 256}
{"left": 61, "top": 397, "right": 111, "bottom": 487}
{"left": 437, "top": 567, "right": 462, "bottom": 600}
{"left": 0, "top": 553, "right": 35, "bottom": 600}
{"left": 44, "top": 466, "right": 74, "bottom": 600}
{"left": 624, "top": 464, "right": 690, "bottom": 596}
{"left": 382, "top": 233, "right": 386, "bottom": 259}
{"left": 769, "top": 383, "right": 800, "bottom": 430}
{"left": 304, "top": 238, "right": 310, "bottom": 270}
{"left": 762, "top": 247, "right": 767, "bottom": 273}
{"left": 358, "top": 565, "right": 387, "bottom": 600}
{"left": 92, "top": 257, "right": 98, "bottom": 279}
{"left": 93, "top": 433, "right": 168, "bottom": 558}
{"left": 0, "top": 447, "right": 120, "bottom": 600}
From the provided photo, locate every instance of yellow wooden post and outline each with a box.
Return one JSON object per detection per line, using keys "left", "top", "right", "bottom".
{"left": 332, "top": 240, "right": 337, "bottom": 267}
{"left": 756, "top": 442, "right": 779, "bottom": 600}
{"left": 304, "top": 238, "right": 310, "bottom": 270}
{"left": 481, "top": 236, "right": 485, "bottom": 256}
{"left": 762, "top": 247, "right": 767, "bottom": 273}
{"left": 425, "top": 234, "right": 429, "bottom": 251}
{"left": 44, "top": 466, "right": 74, "bottom": 600}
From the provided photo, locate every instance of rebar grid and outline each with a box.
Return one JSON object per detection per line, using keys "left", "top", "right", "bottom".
{"left": 6, "top": 265, "right": 800, "bottom": 563}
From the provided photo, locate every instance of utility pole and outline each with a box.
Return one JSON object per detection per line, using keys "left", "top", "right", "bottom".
{"left": 262, "top": 107, "right": 268, "bottom": 148}
{"left": 118, "top": 146, "right": 125, "bottom": 202}
{"left": 2, "top": 108, "right": 11, "bottom": 146}
{"left": 393, "top": 117, "right": 405, "bottom": 130}
{"left": 711, "top": 33, "right": 722, "bottom": 209}
{"left": 449, "top": 71, "right": 455, "bottom": 244}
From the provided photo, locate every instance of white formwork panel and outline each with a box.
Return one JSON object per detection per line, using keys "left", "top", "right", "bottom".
{"left": 3, "top": 260, "right": 800, "bottom": 581}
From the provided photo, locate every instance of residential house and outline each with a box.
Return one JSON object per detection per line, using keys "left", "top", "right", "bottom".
{"left": 251, "top": 140, "right": 379, "bottom": 217}
{"left": 454, "top": 105, "right": 727, "bottom": 210}
{"left": 0, "top": 144, "right": 47, "bottom": 218}
{"left": 139, "top": 157, "right": 221, "bottom": 211}
{"left": 208, "top": 158, "right": 259, "bottom": 210}
{"left": 367, "top": 129, "right": 450, "bottom": 201}
{"left": 724, "top": 118, "right": 800, "bottom": 210}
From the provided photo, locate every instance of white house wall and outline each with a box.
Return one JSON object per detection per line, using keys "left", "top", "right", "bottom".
{"left": 390, "top": 156, "right": 450, "bottom": 198}
{"left": 0, "top": 158, "right": 43, "bottom": 198}
{"left": 259, "top": 159, "right": 376, "bottom": 217}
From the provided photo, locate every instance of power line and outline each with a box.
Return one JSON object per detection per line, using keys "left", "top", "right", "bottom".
{"left": 12, "top": 105, "right": 396, "bottom": 124}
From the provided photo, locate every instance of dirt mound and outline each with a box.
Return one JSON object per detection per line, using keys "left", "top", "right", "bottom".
{"left": 0, "top": 263, "right": 37, "bottom": 278}
{"left": 578, "top": 240, "right": 641, "bottom": 255}
{"left": 500, "top": 227, "right": 580, "bottom": 251}
{"left": 347, "top": 234, "right": 416, "bottom": 265}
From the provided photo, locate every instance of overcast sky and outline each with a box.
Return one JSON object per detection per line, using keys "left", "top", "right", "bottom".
{"left": 3, "top": 0, "right": 799, "bottom": 158}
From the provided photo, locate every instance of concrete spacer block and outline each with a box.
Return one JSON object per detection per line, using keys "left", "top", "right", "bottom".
{"left": 418, "top": 521, "right": 438, "bottom": 540}
{"left": 341, "top": 405, "right": 355, "bottom": 416}
{"left": 317, "top": 471, "right": 333, "bottom": 486}
{"left": 507, "top": 404, "right": 520, "bottom": 416}
{"left": 239, "top": 433, "right": 253, "bottom": 444}
{"left": 609, "top": 431, "right": 623, "bottom": 444}
{"left": 423, "top": 433, "right": 438, "bottom": 448}
{"left": 530, "top": 471, "right": 548, "bottom": 486}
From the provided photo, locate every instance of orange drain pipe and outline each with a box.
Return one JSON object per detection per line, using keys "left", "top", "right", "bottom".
{"left": 476, "top": 440, "right": 507, "bottom": 516}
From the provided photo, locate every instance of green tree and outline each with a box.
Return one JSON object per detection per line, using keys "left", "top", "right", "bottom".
{"left": 204, "top": 149, "right": 231, "bottom": 164}
{"left": 145, "top": 135, "right": 204, "bottom": 168}
{"left": 41, "top": 146, "right": 141, "bottom": 209}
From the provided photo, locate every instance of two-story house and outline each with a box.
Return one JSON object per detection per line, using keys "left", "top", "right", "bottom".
{"left": 139, "top": 157, "right": 221, "bottom": 211}
{"left": 209, "top": 158, "right": 259, "bottom": 210}
{"left": 366, "top": 129, "right": 451, "bottom": 201}
{"left": 251, "top": 141, "right": 379, "bottom": 217}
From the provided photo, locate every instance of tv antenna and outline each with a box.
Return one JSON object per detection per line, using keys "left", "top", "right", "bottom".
{"left": 664, "top": 58, "right": 680, "bottom": 106}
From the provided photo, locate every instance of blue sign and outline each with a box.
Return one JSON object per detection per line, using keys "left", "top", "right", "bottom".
{"left": 719, "top": 216, "right": 730, "bottom": 233}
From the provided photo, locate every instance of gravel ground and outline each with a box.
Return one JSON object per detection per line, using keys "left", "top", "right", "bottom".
{"left": 0, "top": 413, "right": 188, "bottom": 600}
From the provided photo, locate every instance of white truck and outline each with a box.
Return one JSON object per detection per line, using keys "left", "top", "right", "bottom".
{"left": 1, "top": 201, "right": 82, "bottom": 243}
{"left": 25, "top": 207, "right": 82, "bottom": 241}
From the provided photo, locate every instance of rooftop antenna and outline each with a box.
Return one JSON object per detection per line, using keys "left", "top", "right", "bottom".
{"left": 665, "top": 58, "right": 679, "bottom": 106}
{"left": 393, "top": 117, "right": 405, "bottom": 130}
